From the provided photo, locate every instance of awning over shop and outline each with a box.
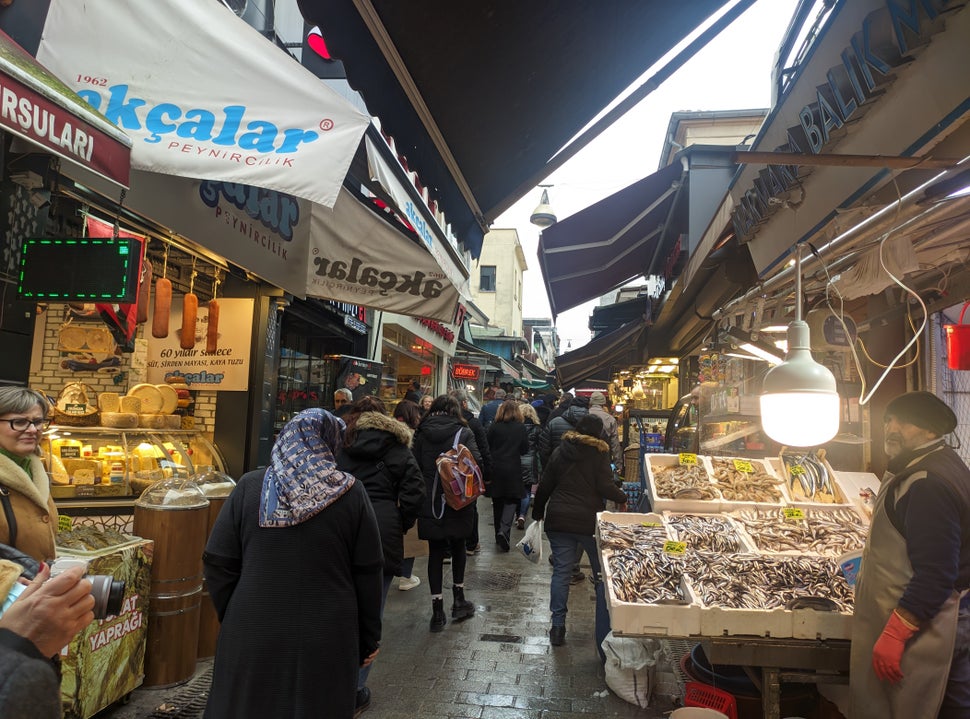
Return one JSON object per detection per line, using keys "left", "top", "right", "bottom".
{"left": 0, "top": 29, "right": 130, "bottom": 186}
{"left": 555, "top": 321, "right": 646, "bottom": 391}
{"left": 36, "top": 0, "right": 369, "bottom": 210}
{"left": 296, "top": 0, "right": 746, "bottom": 257}
{"left": 538, "top": 161, "right": 686, "bottom": 318}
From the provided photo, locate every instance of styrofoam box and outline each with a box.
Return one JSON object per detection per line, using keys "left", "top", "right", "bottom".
{"left": 597, "top": 510, "right": 701, "bottom": 637}
{"left": 661, "top": 511, "right": 757, "bottom": 554}
{"left": 644, "top": 454, "right": 723, "bottom": 514}
{"left": 705, "top": 456, "right": 788, "bottom": 512}
{"left": 766, "top": 456, "right": 856, "bottom": 512}
{"left": 729, "top": 505, "right": 869, "bottom": 559}
{"left": 697, "top": 604, "right": 853, "bottom": 640}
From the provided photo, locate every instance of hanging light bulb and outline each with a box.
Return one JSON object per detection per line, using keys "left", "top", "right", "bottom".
{"left": 759, "top": 245, "right": 839, "bottom": 447}
{"left": 529, "top": 187, "right": 557, "bottom": 228}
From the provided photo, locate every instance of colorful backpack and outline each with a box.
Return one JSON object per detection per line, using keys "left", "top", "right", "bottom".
{"left": 434, "top": 429, "right": 484, "bottom": 516}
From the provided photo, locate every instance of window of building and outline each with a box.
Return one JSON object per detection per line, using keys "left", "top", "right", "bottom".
{"left": 479, "top": 265, "right": 496, "bottom": 292}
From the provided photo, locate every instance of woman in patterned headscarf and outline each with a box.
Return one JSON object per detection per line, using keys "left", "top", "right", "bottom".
{"left": 203, "top": 409, "right": 383, "bottom": 719}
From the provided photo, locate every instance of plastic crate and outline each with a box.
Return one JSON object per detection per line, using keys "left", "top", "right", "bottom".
{"left": 683, "top": 681, "right": 738, "bottom": 719}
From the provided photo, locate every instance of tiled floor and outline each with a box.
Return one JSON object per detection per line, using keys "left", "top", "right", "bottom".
{"left": 97, "top": 502, "right": 678, "bottom": 718}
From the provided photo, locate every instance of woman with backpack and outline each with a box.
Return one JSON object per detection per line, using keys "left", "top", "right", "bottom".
{"left": 335, "top": 396, "right": 426, "bottom": 716}
{"left": 413, "top": 395, "right": 484, "bottom": 632}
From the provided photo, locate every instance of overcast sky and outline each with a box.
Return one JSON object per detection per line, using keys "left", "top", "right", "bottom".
{"left": 493, "top": 0, "right": 800, "bottom": 354}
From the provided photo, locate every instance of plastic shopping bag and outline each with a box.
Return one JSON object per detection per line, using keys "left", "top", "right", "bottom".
{"left": 516, "top": 519, "right": 544, "bottom": 564}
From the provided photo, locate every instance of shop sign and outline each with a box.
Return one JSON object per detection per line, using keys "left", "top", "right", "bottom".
{"left": 37, "top": 0, "right": 368, "bottom": 210}
{"left": 344, "top": 315, "right": 368, "bottom": 334}
{"left": 452, "top": 363, "right": 481, "bottom": 381}
{"left": 145, "top": 297, "right": 254, "bottom": 390}
{"left": 731, "top": 0, "right": 952, "bottom": 242}
{"left": 419, "top": 318, "right": 455, "bottom": 343}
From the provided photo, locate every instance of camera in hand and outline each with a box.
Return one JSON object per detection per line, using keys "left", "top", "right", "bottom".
{"left": 49, "top": 558, "right": 125, "bottom": 620}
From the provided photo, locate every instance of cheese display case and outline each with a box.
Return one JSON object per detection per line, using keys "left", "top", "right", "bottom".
{"left": 42, "top": 425, "right": 226, "bottom": 508}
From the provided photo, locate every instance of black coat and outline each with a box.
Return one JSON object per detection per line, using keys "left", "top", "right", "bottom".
{"left": 521, "top": 420, "right": 541, "bottom": 486}
{"left": 203, "top": 472, "right": 383, "bottom": 719}
{"left": 537, "top": 404, "right": 588, "bottom": 469}
{"left": 413, "top": 413, "right": 483, "bottom": 541}
{"left": 462, "top": 408, "right": 491, "bottom": 481}
{"left": 533, "top": 431, "right": 628, "bottom": 536}
{"left": 485, "top": 420, "right": 530, "bottom": 500}
{"left": 0, "top": 629, "right": 60, "bottom": 719}
{"left": 336, "top": 412, "right": 426, "bottom": 576}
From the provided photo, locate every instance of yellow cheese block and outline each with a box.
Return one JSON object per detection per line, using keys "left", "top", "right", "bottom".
{"left": 101, "top": 412, "right": 139, "bottom": 429}
{"left": 120, "top": 396, "right": 143, "bottom": 414}
{"left": 49, "top": 454, "right": 70, "bottom": 485}
{"left": 138, "top": 414, "right": 168, "bottom": 429}
{"left": 63, "top": 458, "right": 101, "bottom": 477}
{"left": 72, "top": 469, "right": 97, "bottom": 485}
{"left": 98, "top": 392, "right": 121, "bottom": 413}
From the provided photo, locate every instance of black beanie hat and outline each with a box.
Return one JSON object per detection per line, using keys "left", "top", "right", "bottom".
{"left": 885, "top": 391, "right": 957, "bottom": 436}
{"left": 575, "top": 413, "right": 604, "bottom": 439}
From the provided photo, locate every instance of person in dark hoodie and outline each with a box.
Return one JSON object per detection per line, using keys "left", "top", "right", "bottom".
{"left": 537, "top": 394, "right": 589, "bottom": 468}
{"left": 413, "top": 395, "right": 484, "bottom": 632}
{"left": 532, "top": 414, "right": 627, "bottom": 647}
{"left": 336, "top": 396, "right": 426, "bottom": 716}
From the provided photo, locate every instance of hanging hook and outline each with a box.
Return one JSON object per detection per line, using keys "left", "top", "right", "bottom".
{"left": 189, "top": 256, "right": 197, "bottom": 295}
{"left": 162, "top": 242, "right": 170, "bottom": 278}
{"left": 212, "top": 269, "right": 222, "bottom": 299}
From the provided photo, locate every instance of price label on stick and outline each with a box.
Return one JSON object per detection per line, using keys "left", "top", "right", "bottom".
{"left": 57, "top": 514, "right": 73, "bottom": 532}
{"left": 733, "top": 459, "right": 754, "bottom": 473}
{"left": 679, "top": 453, "right": 698, "bottom": 466}
{"left": 783, "top": 507, "right": 806, "bottom": 521}
{"left": 789, "top": 464, "right": 806, "bottom": 476}
{"left": 663, "top": 540, "right": 687, "bottom": 555}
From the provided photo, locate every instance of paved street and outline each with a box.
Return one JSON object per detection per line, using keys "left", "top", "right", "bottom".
{"left": 98, "top": 501, "right": 678, "bottom": 718}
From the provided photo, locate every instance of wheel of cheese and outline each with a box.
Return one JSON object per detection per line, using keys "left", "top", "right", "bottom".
{"left": 175, "top": 388, "right": 191, "bottom": 400}
{"left": 176, "top": 398, "right": 191, "bottom": 409}
{"left": 163, "top": 414, "right": 182, "bottom": 429}
{"left": 101, "top": 412, "right": 139, "bottom": 429}
{"left": 138, "top": 414, "right": 168, "bottom": 429}
{"left": 127, "top": 384, "right": 164, "bottom": 414}
{"left": 119, "top": 396, "right": 142, "bottom": 414}
{"left": 155, "top": 384, "right": 179, "bottom": 414}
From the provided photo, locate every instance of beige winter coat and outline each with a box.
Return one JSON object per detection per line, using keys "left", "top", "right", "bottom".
{"left": 0, "top": 454, "right": 57, "bottom": 562}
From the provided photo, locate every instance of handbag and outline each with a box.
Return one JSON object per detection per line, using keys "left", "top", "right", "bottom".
{"left": 433, "top": 429, "right": 484, "bottom": 518}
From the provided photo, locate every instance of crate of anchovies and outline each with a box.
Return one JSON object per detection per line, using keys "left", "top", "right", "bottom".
{"left": 705, "top": 456, "right": 789, "bottom": 512}
{"left": 767, "top": 454, "right": 855, "bottom": 510}
{"left": 661, "top": 512, "right": 756, "bottom": 555}
{"left": 729, "top": 506, "right": 869, "bottom": 560}
{"left": 688, "top": 551, "right": 855, "bottom": 640}
{"left": 644, "top": 453, "right": 722, "bottom": 514}
{"left": 596, "top": 511, "right": 702, "bottom": 637}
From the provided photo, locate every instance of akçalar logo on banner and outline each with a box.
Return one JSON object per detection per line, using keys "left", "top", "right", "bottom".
{"left": 36, "top": 0, "right": 369, "bottom": 209}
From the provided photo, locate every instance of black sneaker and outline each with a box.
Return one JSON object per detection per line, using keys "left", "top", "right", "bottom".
{"left": 496, "top": 534, "right": 510, "bottom": 552}
{"left": 354, "top": 687, "right": 371, "bottom": 717}
{"left": 549, "top": 626, "right": 566, "bottom": 646}
{"left": 569, "top": 570, "right": 585, "bottom": 585}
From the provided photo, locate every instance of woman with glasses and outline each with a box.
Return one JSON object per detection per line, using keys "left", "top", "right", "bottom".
{"left": 0, "top": 387, "right": 57, "bottom": 563}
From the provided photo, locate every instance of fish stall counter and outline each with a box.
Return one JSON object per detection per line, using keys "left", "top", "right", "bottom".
{"left": 599, "top": 455, "right": 876, "bottom": 719}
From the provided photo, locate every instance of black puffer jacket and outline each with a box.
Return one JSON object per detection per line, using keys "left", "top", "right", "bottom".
{"left": 521, "top": 419, "right": 541, "bottom": 486}
{"left": 413, "top": 413, "right": 483, "bottom": 541}
{"left": 533, "top": 431, "right": 628, "bottom": 536}
{"left": 537, "top": 404, "right": 588, "bottom": 469}
{"left": 462, "top": 408, "right": 491, "bottom": 482}
{"left": 336, "top": 412, "right": 426, "bottom": 575}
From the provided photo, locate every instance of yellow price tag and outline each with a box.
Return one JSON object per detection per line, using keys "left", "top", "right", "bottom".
{"left": 783, "top": 508, "right": 806, "bottom": 520}
{"left": 57, "top": 514, "right": 73, "bottom": 532}
{"left": 640, "top": 522, "right": 663, "bottom": 527}
{"left": 679, "top": 453, "right": 698, "bottom": 466}
{"left": 663, "top": 540, "right": 687, "bottom": 555}
{"left": 733, "top": 459, "right": 754, "bottom": 473}
{"left": 789, "top": 464, "right": 806, "bottom": 476}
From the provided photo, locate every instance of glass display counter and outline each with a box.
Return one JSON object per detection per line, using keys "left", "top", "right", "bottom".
{"left": 42, "top": 425, "right": 226, "bottom": 518}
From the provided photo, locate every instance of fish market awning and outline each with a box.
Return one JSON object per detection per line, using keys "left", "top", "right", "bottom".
{"left": 538, "top": 162, "right": 686, "bottom": 318}
{"left": 555, "top": 321, "right": 646, "bottom": 391}
{"left": 0, "top": 29, "right": 130, "bottom": 186}
{"left": 297, "top": 0, "right": 748, "bottom": 256}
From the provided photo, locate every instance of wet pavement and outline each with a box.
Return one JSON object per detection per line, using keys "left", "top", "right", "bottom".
{"left": 97, "top": 502, "right": 680, "bottom": 718}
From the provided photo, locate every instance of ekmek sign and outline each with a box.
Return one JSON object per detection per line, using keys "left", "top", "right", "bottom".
{"left": 37, "top": 0, "right": 369, "bottom": 210}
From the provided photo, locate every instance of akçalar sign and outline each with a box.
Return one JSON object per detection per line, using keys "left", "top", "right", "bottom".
{"left": 36, "top": 0, "right": 368, "bottom": 210}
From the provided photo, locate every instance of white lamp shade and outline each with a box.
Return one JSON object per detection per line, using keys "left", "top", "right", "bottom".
{"left": 760, "top": 320, "right": 840, "bottom": 447}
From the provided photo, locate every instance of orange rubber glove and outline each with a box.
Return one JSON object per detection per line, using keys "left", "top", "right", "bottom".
{"left": 872, "top": 609, "right": 918, "bottom": 683}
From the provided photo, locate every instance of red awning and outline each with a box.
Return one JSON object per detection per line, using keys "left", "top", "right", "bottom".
{"left": 0, "top": 29, "right": 130, "bottom": 187}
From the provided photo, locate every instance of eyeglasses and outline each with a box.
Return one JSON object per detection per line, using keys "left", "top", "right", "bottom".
{"left": 2, "top": 418, "right": 50, "bottom": 432}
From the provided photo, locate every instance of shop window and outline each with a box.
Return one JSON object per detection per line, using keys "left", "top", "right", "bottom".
{"left": 480, "top": 265, "right": 496, "bottom": 292}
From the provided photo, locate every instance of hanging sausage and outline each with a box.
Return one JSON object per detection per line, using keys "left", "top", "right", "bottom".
{"left": 151, "top": 246, "right": 172, "bottom": 339}
{"left": 180, "top": 258, "right": 198, "bottom": 350}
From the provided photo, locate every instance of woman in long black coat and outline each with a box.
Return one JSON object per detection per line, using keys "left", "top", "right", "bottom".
{"left": 413, "top": 395, "right": 483, "bottom": 632}
{"left": 203, "top": 409, "right": 383, "bottom": 719}
{"left": 336, "top": 396, "right": 426, "bottom": 713}
{"left": 485, "top": 400, "right": 530, "bottom": 551}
